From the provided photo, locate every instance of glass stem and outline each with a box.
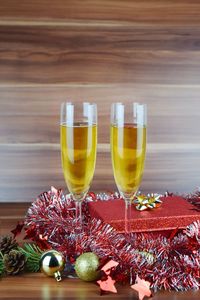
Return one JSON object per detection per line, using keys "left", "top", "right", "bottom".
{"left": 125, "top": 200, "right": 132, "bottom": 233}
{"left": 75, "top": 201, "right": 82, "bottom": 233}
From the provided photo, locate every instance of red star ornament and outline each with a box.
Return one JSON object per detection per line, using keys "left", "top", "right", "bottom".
{"left": 97, "top": 275, "right": 117, "bottom": 294}
{"left": 11, "top": 221, "right": 24, "bottom": 238}
{"left": 131, "top": 275, "right": 152, "bottom": 300}
{"left": 101, "top": 260, "right": 119, "bottom": 275}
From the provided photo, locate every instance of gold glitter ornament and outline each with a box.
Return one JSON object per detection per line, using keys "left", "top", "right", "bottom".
{"left": 39, "top": 250, "right": 65, "bottom": 281}
{"left": 75, "top": 252, "right": 100, "bottom": 282}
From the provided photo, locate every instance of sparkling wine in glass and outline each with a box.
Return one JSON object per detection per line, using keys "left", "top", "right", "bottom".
{"left": 60, "top": 102, "right": 97, "bottom": 231}
{"left": 110, "top": 103, "right": 147, "bottom": 233}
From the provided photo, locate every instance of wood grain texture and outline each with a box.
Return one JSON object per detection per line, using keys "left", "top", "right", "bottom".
{"left": 1, "top": 115, "right": 200, "bottom": 144}
{"left": 1, "top": 1, "right": 200, "bottom": 203}
{"left": 0, "top": 25, "right": 200, "bottom": 84}
{"left": 1, "top": 85, "right": 200, "bottom": 117}
{"left": 1, "top": 144, "right": 200, "bottom": 202}
{"left": 0, "top": 272, "right": 199, "bottom": 300}
{"left": 1, "top": 0, "right": 200, "bottom": 25}
{"left": 0, "top": 203, "right": 28, "bottom": 236}
{"left": 0, "top": 86, "right": 200, "bottom": 144}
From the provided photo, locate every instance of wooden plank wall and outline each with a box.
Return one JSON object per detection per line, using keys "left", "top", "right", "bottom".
{"left": 1, "top": 0, "right": 200, "bottom": 202}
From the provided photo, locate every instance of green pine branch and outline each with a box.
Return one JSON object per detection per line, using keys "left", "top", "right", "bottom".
{"left": 18, "top": 243, "right": 44, "bottom": 273}
{"left": 0, "top": 251, "right": 4, "bottom": 275}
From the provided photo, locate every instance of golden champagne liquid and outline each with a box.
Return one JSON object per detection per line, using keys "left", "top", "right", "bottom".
{"left": 111, "top": 124, "right": 146, "bottom": 199}
{"left": 61, "top": 123, "right": 97, "bottom": 198}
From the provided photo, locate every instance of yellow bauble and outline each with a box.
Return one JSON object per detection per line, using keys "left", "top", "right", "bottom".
{"left": 40, "top": 250, "right": 65, "bottom": 281}
{"left": 75, "top": 252, "right": 100, "bottom": 282}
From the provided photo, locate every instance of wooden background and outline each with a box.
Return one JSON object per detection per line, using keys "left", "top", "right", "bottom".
{"left": 1, "top": 0, "right": 200, "bottom": 202}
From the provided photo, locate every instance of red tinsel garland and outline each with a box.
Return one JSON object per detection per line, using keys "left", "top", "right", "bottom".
{"left": 24, "top": 187, "right": 200, "bottom": 292}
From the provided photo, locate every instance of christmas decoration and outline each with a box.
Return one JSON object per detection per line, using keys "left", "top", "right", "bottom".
{"left": 0, "top": 253, "right": 4, "bottom": 275}
{"left": 89, "top": 196, "right": 199, "bottom": 233}
{"left": 133, "top": 193, "right": 162, "bottom": 211}
{"left": 97, "top": 260, "right": 119, "bottom": 294}
{"left": 39, "top": 250, "right": 65, "bottom": 281}
{"left": 19, "top": 243, "right": 44, "bottom": 273}
{"left": 24, "top": 187, "right": 82, "bottom": 255}
{"left": 186, "top": 188, "right": 200, "bottom": 211}
{"left": 6, "top": 186, "right": 199, "bottom": 295}
{"left": 131, "top": 275, "right": 152, "bottom": 300}
{"left": 21, "top": 188, "right": 200, "bottom": 291}
{"left": 64, "top": 259, "right": 76, "bottom": 276}
{"left": 97, "top": 276, "right": 117, "bottom": 294}
{"left": 75, "top": 252, "right": 100, "bottom": 281}
{"left": 185, "top": 220, "right": 200, "bottom": 243}
{"left": 101, "top": 260, "right": 119, "bottom": 274}
{"left": 3, "top": 250, "right": 26, "bottom": 275}
{"left": 11, "top": 221, "right": 24, "bottom": 238}
{"left": 0, "top": 236, "right": 18, "bottom": 255}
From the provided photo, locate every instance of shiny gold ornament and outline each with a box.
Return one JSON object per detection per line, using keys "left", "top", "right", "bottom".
{"left": 75, "top": 252, "right": 100, "bottom": 282}
{"left": 39, "top": 250, "right": 65, "bottom": 281}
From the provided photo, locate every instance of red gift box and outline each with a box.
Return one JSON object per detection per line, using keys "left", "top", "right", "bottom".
{"left": 88, "top": 196, "right": 200, "bottom": 233}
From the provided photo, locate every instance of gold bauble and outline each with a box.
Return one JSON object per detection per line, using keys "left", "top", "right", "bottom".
{"left": 40, "top": 250, "right": 65, "bottom": 281}
{"left": 75, "top": 252, "right": 100, "bottom": 282}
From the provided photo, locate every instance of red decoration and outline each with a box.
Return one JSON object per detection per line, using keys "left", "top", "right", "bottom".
{"left": 97, "top": 260, "right": 119, "bottom": 294}
{"left": 88, "top": 196, "right": 200, "bottom": 233}
{"left": 186, "top": 188, "right": 200, "bottom": 212}
{"left": 131, "top": 275, "right": 152, "bottom": 300}
{"left": 23, "top": 187, "right": 200, "bottom": 292}
{"left": 101, "top": 260, "right": 119, "bottom": 274}
{"left": 97, "top": 276, "right": 117, "bottom": 294}
{"left": 11, "top": 221, "right": 24, "bottom": 238}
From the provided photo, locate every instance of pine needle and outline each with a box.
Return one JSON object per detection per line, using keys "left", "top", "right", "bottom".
{"left": 0, "top": 258, "right": 4, "bottom": 275}
{"left": 18, "top": 243, "right": 43, "bottom": 273}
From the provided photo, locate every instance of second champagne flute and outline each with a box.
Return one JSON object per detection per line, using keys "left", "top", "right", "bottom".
{"left": 60, "top": 102, "right": 97, "bottom": 232}
{"left": 110, "top": 103, "right": 147, "bottom": 233}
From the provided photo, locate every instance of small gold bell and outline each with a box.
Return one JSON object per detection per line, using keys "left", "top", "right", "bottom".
{"left": 40, "top": 250, "right": 65, "bottom": 281}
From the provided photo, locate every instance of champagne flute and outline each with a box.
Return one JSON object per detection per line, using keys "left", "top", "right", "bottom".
{"left": 60, "top": 102, "right": 97, "bottom": 231}
{"left": 110, "top": 103, "right": 147, "bottom": 233}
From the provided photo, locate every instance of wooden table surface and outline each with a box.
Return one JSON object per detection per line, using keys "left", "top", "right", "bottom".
{"left": 0, "top": 203, "right": 200, "bottom": 300}
{"left": 1, "top": 274, "right": 200, "bottom": 300}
